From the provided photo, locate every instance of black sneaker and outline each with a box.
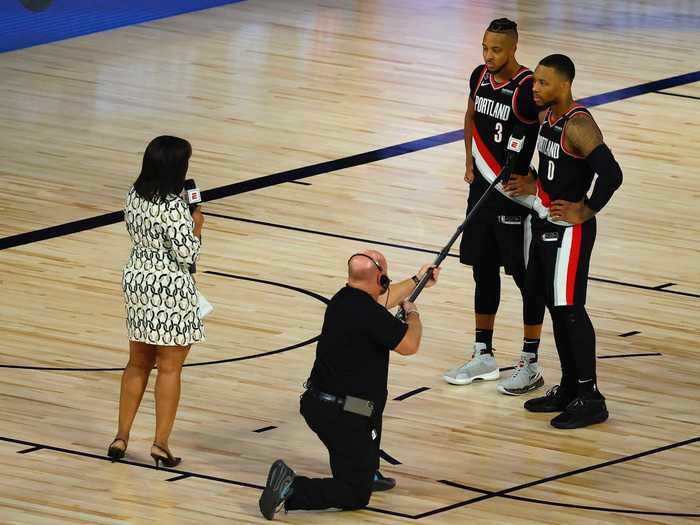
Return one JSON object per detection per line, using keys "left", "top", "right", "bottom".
{"left": 524, "top": 385, "right": 575, "bottom": 413}
{"left": 372, "top": 470, "right": 396, "bottom": 492}
{"left": 259, "top": 460, "right": 295, "bottom": 520}
{"left": 550, "top": 393, "right": 609, "bottom": 429}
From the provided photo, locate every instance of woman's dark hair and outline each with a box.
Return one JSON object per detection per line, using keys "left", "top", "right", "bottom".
{"left": 133, "top": 136, "right": 192, "bottom": 202}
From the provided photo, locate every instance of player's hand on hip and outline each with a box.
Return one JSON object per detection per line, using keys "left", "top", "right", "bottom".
{"left": 417, "top": 264, "right": 440, "bottom": 288}
{"left": 464, "top": 163, "right": 475, "bottom": 184}
{"left": 503, "top": 174, "right": 537, "bottom": 197}
{"left": 549, "top": 199, "right": 586, "bottom": 224}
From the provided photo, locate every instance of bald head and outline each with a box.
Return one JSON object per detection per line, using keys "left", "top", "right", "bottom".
{"left": 347, "top": 250, "right": 388, "bottom": 286}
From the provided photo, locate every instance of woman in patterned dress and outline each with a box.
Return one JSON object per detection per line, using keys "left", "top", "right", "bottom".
{"left": 107, "top": 136, "right": 205, "bottom": 467}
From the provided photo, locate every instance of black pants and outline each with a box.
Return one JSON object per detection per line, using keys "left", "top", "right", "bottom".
{"left": 525, "top": 219, "right": 598, "bottom": 388}
{"left": 461, "top": 214, "right": 545, "bottom": 325}
{"left": 284, "top": 391, "right": 382, "bottom": 511}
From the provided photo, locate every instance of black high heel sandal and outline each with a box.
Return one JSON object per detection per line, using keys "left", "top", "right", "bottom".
{"left": 107, "top": 438, "right": 127, "bottom": 461}
{"left": 150, "top": 443, "right": 181, "bottom": 468}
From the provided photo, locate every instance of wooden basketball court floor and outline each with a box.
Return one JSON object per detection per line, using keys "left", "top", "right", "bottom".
{"left": 1, "top": 1, "right": 699, "bottom": 523}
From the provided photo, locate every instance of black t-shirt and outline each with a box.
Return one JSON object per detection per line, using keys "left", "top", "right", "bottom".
{"left": 308, "top": 286, "right": 408, "bottom": 404}
{"left": 466, "top": 64, "right": 540, "bottom": 219}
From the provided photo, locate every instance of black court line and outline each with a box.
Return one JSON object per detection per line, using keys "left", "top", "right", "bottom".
{"left": 1, "top": 70, "right": 698, "bottom": 253}
{"left": 287, "top": 180, "right": 312, "bottom": 186}
{"left": 438, "top": 480, "right": 700, "bottom": 518}
{"left": 619, "top": 331, "right": 641, "bottom": 337}
{"left": 499, "top": 366, "right": 516, "bottom": 372}
{"left": 253, "top": 426, "right": 277, "bottom": 433}
{"left": 166, "top": 474, "right": 192, "bottom": 482}
{"left": 0, "top": 435, "right": 409, "bottom": 518}
{"left": 423, "top": 435, "right": 700, "bottom": 519}
{"left": 3, "top": 434, "right": 698, "bottom": 520}
{"left": 363, "top": 506, "right": 415, "bottom": 519}
{"left": 568, "top": 276, "right": 697, "bottom": 298}
{"left": 379, "top": 449, "right": 402, "bottom": 466}
{"left": 0, "top": 337, "right": 319, "bottom": 372}
{"left": 589, "top": 276, "right": 699, "bottom": 299}
{"left": 1, "top": 210, "right": 124, "bottom": 250}
{"left": 205, "top": 212, "right": 442, "bottom": 256}
{"left": 183, "top": 336, "right": 319, "bottom": 368}
{"left": 204, "top": 270, "right": 330, "bottom": 305}
{"left": 206, "top": 211, "right": 700, "bottom": 299}
{"left": 654, "top": 91, "right": 700, "bottom": 101}
{"left": 0, "top": 435, "right": 263, "bottom": 490}
{"left": 654, "top": 282, "right": 676, "bottom": 290}
{"left": 598, "top": 352, "right": 662, "bottom": 359}
{"left": 17, "top": 446, "right": 43, "bottom": 454}
{"left": 0, "top": 272, "right": 326, "bottom": 371}
{"left": 393, "top": 387, "right": 430, "bottom": 401}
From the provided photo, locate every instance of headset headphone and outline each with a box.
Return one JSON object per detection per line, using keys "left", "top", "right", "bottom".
{"left": 348, "top": 253, "right": 391, "bottom": 292}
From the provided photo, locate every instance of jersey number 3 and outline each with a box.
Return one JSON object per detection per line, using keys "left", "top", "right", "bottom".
{"left": 494, "top": 122, "right": 503, "bottom": 143}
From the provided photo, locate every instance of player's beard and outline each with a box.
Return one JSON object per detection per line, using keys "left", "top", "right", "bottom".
{"left": 487, "top": 62, "right": 506, "bottom": 75}
{"left": 536, "top": 94, "right": 556, "bottom": 108}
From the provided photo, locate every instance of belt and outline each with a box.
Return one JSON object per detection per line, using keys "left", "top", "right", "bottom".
{"left": 313, "top": 390, "right": 345, "bottom": 406}
{"left": 498, "top": 215, "right": 523, "bottom": 225}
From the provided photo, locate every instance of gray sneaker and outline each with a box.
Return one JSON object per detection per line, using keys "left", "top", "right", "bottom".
{"left": 497, "top": 352, "right": 544, "bottom": 395}
{"left": 443, "top": 343, "right": 500, "bottom": 385}
{"left": 259, "top": 460, "right": 295, "bottom": 520}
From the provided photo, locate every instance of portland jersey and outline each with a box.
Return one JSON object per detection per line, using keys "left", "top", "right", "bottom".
{"left": 468, "top": 64, "right": 539, "bottom": 215}
{"left": 533, "top": 105, "right": 596, "bottom": 227}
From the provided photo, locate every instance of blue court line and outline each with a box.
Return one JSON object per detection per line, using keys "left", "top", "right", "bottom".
{"left": 579, "top": 71, "right": 700, "bottom": 106}
{"left": 0, "top": 0, "right": 245, "bottom": 54}
{"left": 0, "top": 70, "right": 698, "bottom": 251}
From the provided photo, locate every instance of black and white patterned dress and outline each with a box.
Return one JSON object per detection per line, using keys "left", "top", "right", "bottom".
{"left": 122, "top": 187, "right": 205, "bottom": 346}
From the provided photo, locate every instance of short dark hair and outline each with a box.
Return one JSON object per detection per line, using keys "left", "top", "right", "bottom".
{"left": 487, "top": 18, "right": 518, "bottom": 40}
{"left": 539, "top": 54, "right": 576, "bottom": 81}
{"left": 133, "top": 136, "right": 192, "bottom": 202}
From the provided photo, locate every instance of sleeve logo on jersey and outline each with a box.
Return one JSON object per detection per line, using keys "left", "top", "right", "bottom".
{"left": 537, "top": 135, "right": 560, "bottom": 159}
{"left": 474, "top": 95, "right": 511, "bottom": 121}
{"left": 508, "top": 136, "right": 524, "bottom": 153}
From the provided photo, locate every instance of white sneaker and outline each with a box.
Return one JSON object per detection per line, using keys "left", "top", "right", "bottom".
{"left": 443, "top": 343, "right": 500, "bottom": 385}
{"left": 497, "top": 352, "right": 544, "bottom": 395}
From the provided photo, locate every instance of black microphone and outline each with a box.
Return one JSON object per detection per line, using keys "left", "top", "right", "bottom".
{"left": 505, "top": 125, "right": 526, "bottom": 162}
{"left": 182, "top": 179, "right": 202, "bottom": 213}
{"left": 181, "top": 179, "right": 202, "bottom": 274}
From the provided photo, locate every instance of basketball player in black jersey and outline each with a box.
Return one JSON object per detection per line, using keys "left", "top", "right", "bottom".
{"left": 443, "top": 18, "right": 547, "bottom": 396}
{"left": 523, "top": 54, "right": 623, "bottom": 429}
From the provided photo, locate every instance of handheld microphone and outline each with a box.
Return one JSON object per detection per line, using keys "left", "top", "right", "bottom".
{"left": 182, "top": 179, "right": 202, "bottom": 213}
{"left": 496, "top": 125, "right": 526, "bottom": 186}
{"left": 395, "top": 126, "right": 527, "bottom": 323}
{"left": 181, "top": 179, "right": 202, "bottom": 274}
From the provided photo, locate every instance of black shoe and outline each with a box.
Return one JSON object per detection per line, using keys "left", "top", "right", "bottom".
{"left": 259, "top": 460, "right": 295, "bottom": 520}
{"left": 107, "top": 437, "right": 127, "bottom": 461}
{"left": 150, "top": 443, "right": 181, "bottom": 469}
{"left": 524, "top": 385, "right": 575, "bottom": 413}
{"left": 372, "top": 470, "right": 396, "bottom": 492}
{"left": 550, "top": 393, "right": 609, "bottom": 429}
